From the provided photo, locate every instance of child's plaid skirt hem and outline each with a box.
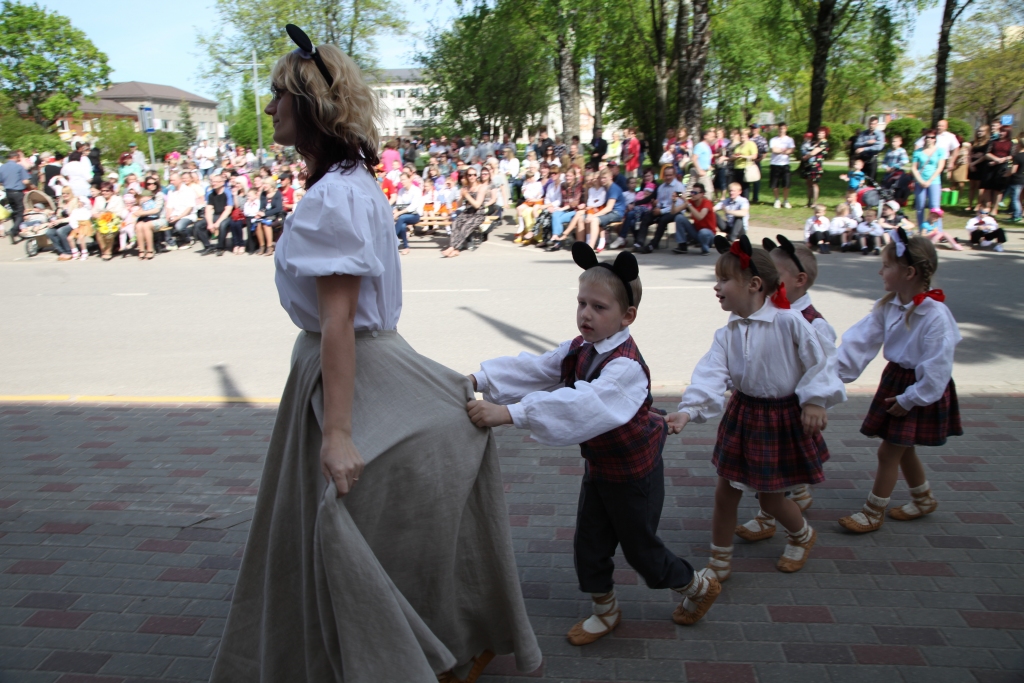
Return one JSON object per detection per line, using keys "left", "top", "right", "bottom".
{"left": 860, "top": 362, "right": 963, "bottom": 447}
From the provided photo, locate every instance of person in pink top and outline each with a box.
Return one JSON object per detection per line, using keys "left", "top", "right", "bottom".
{"left": 624, "top": 129, "right": 641, "bottom": 178}
{"left": 381, "top": 138, "right": 402, "bottom": 172}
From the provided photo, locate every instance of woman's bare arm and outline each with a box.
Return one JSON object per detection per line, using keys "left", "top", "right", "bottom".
{"left": 316, "top": 274, "right": 364, "bottom": 496}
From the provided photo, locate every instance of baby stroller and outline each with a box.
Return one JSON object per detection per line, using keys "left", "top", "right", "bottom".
{"left": 880, "top": 168, "right": 913, "bottom": 206}
{"left": 855, "top": 177, "right": 882, "bottom": 209}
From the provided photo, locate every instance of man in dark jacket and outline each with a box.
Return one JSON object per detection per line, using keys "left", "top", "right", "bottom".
{"left": 853, "top": 116, "right": 886, "bottom": 180}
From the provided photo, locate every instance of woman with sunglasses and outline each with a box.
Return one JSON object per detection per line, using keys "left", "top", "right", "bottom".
{"left": 911, "top": 130, "right": 947, "bottom": 228}
{"left": 443, "top": 167, "right": 488, "bottom": 257}
{"left": 132, "top": 177, "right": 165, "bottom": 259}
{"left": 210, "top": 27, "right": 540, "bottom": 683}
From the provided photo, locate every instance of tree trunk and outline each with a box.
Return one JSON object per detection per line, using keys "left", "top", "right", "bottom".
{"left": 931, "top": 0, "right": 969, "bottom": 127}
{"left": 556, "top": 23, "right": 580, "bottom": 141}
{"left": 677, "top": 0, "right": 710, "bottom": 137}
{"left": 593, "top": 54, "right": 606, "bottom": 133}
{"left": 807, "top": 0, "right": 837, "bottom": 133}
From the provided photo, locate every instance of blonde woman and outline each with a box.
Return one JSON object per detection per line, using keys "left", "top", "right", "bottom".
{"left": 209, "top": 25, "right": 540, "bottom": 683}
{"left": 59, "top": 186, "right": 93, "bottom": 260}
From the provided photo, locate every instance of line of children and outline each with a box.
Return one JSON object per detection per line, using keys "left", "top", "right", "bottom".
{"left": 464, "top": 230, "right": 961, "bottom": 645}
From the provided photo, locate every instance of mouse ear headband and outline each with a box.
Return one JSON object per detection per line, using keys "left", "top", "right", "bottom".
{"left": 888, "top": 226, "right": 912, "bottom": 264}
{"left": 762, "top": 234, "right": 805, "bottom": 273}
{"left": 714, "top": 234, "right": 759, "bottom": 277}
{"left": 285, "top": 24, "right": 335, "bottom": 88}
{"left": 572, "top": 241, "right": 639, "bottom": 307}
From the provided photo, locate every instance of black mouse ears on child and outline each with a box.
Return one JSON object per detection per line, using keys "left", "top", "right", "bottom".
{"left": 571, "top": 241, "right": 639, "bottom": 307}
{"left": 714, "top": 235, "right": 759, "bottom": 276}
{"left": 763, "top": 234, "right": 805, "bottom": 273}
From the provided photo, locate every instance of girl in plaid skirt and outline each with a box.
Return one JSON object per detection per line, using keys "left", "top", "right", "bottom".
{"left": 837, "top": 228, "right": 962, "bottom": 533}
{"left": 666, "top": 235, "right": 846, "bottom": 581}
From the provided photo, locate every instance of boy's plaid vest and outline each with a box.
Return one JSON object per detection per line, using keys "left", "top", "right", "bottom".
{"left": 560, "top": 335, "right": 665, "bottom": 482}
{"left": 801, "top": 304, "right": 824, "bottom": 325}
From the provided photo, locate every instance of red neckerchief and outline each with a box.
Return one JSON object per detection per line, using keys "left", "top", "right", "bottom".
{"left": 912, "top": 289, "right": 945, "bottom": 306}
{"left": 771, "top": 282, "right": 792, "bottom": 309}
{"left": 729, "top": 240, "right": 750, "bottom": 270}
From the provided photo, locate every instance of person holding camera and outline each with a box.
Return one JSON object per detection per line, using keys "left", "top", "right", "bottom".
{"left": 634, "top": 166, "right": 685, "bottom": 253}
{"left": 672, "top": 184, "right": 717, "bottom": 255}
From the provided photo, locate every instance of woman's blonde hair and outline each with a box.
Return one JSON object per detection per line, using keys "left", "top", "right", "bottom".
{"left": 271, "top": 43, "right": 383, "bottom": 187}
{"left": 877, "top": 235, "right": 939, "bottom": 326}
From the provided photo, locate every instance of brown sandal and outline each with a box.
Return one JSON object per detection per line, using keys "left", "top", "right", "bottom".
{"left": 889, "top": 490, "right": 938, "bottom": 521}
{"left": 777, "top": 527, "right": 817, "bottom": 573}
{"left": 735, "top": 510, "right": 776, "bottom": 542}
{"left": 673, "top": 573, "right": 722, "bottom": 625}
{"left": 839, "top": 498, "right": 886, "bottom": 533}
{"left": 567, "top": 592, "right": 621, "bottom": 645}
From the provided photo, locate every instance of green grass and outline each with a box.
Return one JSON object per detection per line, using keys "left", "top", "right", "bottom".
{"left": 739, "top": 160, "right": 1021, "bottom": 235}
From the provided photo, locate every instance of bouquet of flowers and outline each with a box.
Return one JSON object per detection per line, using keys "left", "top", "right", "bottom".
{"left": 93, "top": 211, "right": 121, "bottom": 235}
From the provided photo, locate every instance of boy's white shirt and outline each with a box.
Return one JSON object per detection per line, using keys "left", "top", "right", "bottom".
{"left": 803, "top": 215, "right": 829, "bottom": 240}
{"left": 473, "top": 327, "right": 649, "bottom": 447}
{"left": 965, "top": 215, "right": 998, "bottom": 233}
{"left": 828, "top": 216, "right": 857, "bottom": 235}
{"left": 789, "top": 293, "right": 838, "bottom": 345}
{"left": 856, "top": 220, "right": 884, "bottom": 237}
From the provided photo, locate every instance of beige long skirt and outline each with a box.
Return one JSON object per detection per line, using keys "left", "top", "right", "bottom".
{"left": 209, "top": 330, "right": 541, "bottom": 682}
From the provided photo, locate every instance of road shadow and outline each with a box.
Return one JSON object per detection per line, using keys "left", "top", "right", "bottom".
{"left": 459, "top": 306, "right": 561, "bottom": 354}
{"left": 213, "top": 364, "right": 251, "bottom": 404}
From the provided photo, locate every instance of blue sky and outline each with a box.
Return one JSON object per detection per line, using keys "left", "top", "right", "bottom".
{"left": 40, "top": 0, "right": 942, "bottom": 100}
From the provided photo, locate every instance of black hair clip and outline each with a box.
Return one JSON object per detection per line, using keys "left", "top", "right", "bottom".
{"left": 285, "top": 24, "right": 334, "bottom": 88}
{"left": 572, "top": 241, "right": 639, "bottom": 307}
{"left": 762, "top": 234, "right": 805, "bottom": 273}
{"left": 714, "top": 234, "right": 759, "bottom": 277}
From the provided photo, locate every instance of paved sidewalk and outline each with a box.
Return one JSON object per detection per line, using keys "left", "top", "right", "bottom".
{"left": 1, "top": 398, "right": 1022, "bottom": 683}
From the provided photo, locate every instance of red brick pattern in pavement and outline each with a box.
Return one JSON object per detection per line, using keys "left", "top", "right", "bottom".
{"left": 1, "top": 398, "right": 1022, "bottom": 682}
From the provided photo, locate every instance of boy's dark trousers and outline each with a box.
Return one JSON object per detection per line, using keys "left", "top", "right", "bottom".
{"left": 574, "top": 457, "right": 695, "bottom": 594}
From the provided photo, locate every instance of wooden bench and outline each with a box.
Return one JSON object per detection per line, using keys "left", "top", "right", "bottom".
{"left": 412, "top": 212, "right": 500, "bottom": 250}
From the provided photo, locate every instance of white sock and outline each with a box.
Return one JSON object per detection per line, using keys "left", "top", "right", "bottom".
{"left": 674, "top": 567, "right": 712, "bottom": 614}
{"left": 898, "top": 481, "right": 934, "bottom": 515}
{"left": 707, "top": 543, "right": 733, "bottom": 581}
{"left": 781, "top": 521, "right": 813, "bottom": 562}
{"left": 597, "top": 236, "right": 606, "bottom": 250}
{"left": 741, "top": 509, "right": 775, "bottom": 533}
{"left": 517, "top": 217, "right": 525, "bottom": 232}
{"left": 847, "top": 493, "right": 890, "bottom": 527}
{"left": 980, "top": 239, "right": 994, "bottom": 248}
{"left": 581, "top": 591, "right": 617, "bottom": 634}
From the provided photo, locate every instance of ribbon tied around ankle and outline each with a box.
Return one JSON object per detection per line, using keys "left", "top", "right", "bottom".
{"left": 912, "top": 288, "right": 945, "bottom": 306}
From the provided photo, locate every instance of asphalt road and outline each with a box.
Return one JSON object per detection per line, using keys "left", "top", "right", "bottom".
{"left": 1, "top": 221, "right": 1022, "bottom": 400}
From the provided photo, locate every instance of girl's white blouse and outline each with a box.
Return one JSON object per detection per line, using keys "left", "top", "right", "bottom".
{"left": 678, "top": 301, "right": 846, "bottom": 422}
{"left": 274, "top": 166, "right": 402, "bottom": 332}
{"left": 838, "top": 296, "right": 961, "bottom": 409}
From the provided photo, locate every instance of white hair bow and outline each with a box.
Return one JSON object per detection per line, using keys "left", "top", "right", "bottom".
{"left": 889, "top": 229, "right": 906, "bottom": 258}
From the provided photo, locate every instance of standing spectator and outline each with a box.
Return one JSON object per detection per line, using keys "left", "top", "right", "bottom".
{"left": 769, "top": 123, "right": 795, "bottom": 209}
{"left": 42, "top": 151, "right": 65, "bottom": 198}
{"left": 589, "top": 128, "right": 607, "bottom": 170}
{"left": 1, "top": 150, "right": 29, "bottom": 241}
{"left": 62, "top": 151, "right": 94, "bottom": 199}
{"left": 800, "top": 128, "right": 829, "bottom": 207}
{"left": 535, "top": 129, "right": 554, "bottom": 161}
{"left": 914, "top": 119, "right": 960, "bottom": 176}
{"left": 1006, "top": 137, "right": 1024, "bottom": 223}
{"left": 748, "top": 124, "right": 768, "bottom": 204}
{"left": 730, "top": 129, "right": 758, "bottom": 198}
{"left": 117, "top": 153, "right": 144, "bottom": 184}
{"left": 624, "top": 128, "right": 641, "bottom": 178}
{"left": 196, "top": 140, "right": 216, "bottom": 178}
{"left": 911, "top": 130, "right": 947, "bottom": 228}
{"left": 692, "top": 129, "right": 715, "bottom": 196}
{"left": 852, "top": 116, "right": 885, "bottom": 179}
{"left": 129, "top": 142, "right": 148, "bottom": 170}
{"left": 967, "top": 125, "right": 990, "bottom": 211}
{"left": 164, "top": 173, "right": 197, "bottom": 248}
{"left": 606, "top": 131, "right": 622, "bottom": 163}
{"left": 949, "top": 137, "right": 971, "bottom": 194}
{"left": 381, "top": 139, "right": 402, "bottom": 171}
{"left": 982, "top": 126, "right": 1013, "bottom": 215}
{"left": 672, "top": 183, "right": 717, "bottom": 254}
{"left": 635, "top": 165, "right": 685, "bottom": 252}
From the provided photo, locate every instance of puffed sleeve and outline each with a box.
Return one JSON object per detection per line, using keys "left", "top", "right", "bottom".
{"left": 789, "top": 313, "right": 846, "bottom": 409}
{"left": 898, "top": 308, "right": 961, "bottom": 409}
{"left": 474, "top": 341, "right": 572, "bottom": 406}
{"left": 812, "top": 317, "right": 838, "bottom": 346}
{"left": 508, "top": 357, "right": 649, "bottom": 447}
{"left": 281, "top": 183, "right": 385, "bottom": 279}
{"left": 677, "top": 328, "right": 730, "bottom": 423}
{"left": 838, "top": 302, "right": 886, "bottom": 383}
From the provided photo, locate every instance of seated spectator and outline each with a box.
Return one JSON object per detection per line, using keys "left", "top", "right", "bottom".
{"left": 803, "top": 203, "right": 830, "bottom": 250}
{"left": 586, "top": 167, "right": 625, "bottom": 251}
{"left": 611, "top": 168, "right": 656, "bottom": 249}
{"left": 965, "top": 207, "right": 1006, "bottom": 252}
{"left": 522, "top": 165, "right": 564, "bottom": 246}
{"left": 714, "top": 182, "right": 749, "bottom": 240}
{"left": 607, "top": 160, "right": 628, "bottom": 191}
{"left": 844, "top": 188, "right": 863, "bottom": 221}
{"left": 515, "top": 170, "right": 543, "bottom": 242}
{"left": 164, "top": 173, "right": 198, "bottom": 250}
{"left": 393, "top": 171, "right": 423, "bottom": 256}
{"left": 854, "top": 207, "right": 884, "bottom": 254}
{"left": 919, "top": 207, "right": 962, "bottom": 251}
{"left": 564, "top": 171, "right": 604, "bottom": 247}
{"left": 829, "top": 203, "right": 859, "bottom": 252}
{"left": 672, "top": 183, "right": 716, "bottom": 254}
{"left": 635, "top": 165, "right": 685, "bottom": 252}
{"left": 253, "top": 180, "right": 283, "bottom": 256}
{"left": 132, "top": 178, "right": 166, "bottom": 260}
{"left": 91, "top": 181, "right": 126, "bottom": 260}
{"left": 191, "top": 172, "right": 235, "bottom": 256}
{"left": 544, "top": 165, "right": 585, "bottom": 252}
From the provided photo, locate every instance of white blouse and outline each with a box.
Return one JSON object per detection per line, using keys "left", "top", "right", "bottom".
{"left": 838, "top": 296, "right": 961, "bottom": 409}
{"left": 678, "top": 301, "right": 846, "bottom": 423}
{"left": 790, "top": 293, "right": 838, "bottom": 345}
{"left": 274, "top": 165, "right": 402, "bottom": 332}
{"left": 473, "top": 328, "right": 649, "bottom": 447}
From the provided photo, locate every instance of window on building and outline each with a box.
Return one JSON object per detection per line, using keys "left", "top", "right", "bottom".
{"left": 430, "top": 108, "right": 440, "bottom": 118}
{"left": 413, "top": 108, "right": 424, "bottom": 118}
{"left": 410, "top": 88, "right": 421, "bottom": 98}
{"left": 393, "top": 89, "right": 404, "bottom": 99}
{"left": 164, "top": 119, "right": 173, "bottom": 131}
{"left": 395, "top": 109, "right": 406, "bottom": 118}
{"left": 82, "top": 119, "right": 92, "bottom": 133}
{"left": 56, "top": 119, "right": 69, "bottom": 132}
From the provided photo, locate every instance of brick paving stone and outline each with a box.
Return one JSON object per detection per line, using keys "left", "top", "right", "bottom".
{"left": 2, "top": 399, "right": 1022, "bottom": 682}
